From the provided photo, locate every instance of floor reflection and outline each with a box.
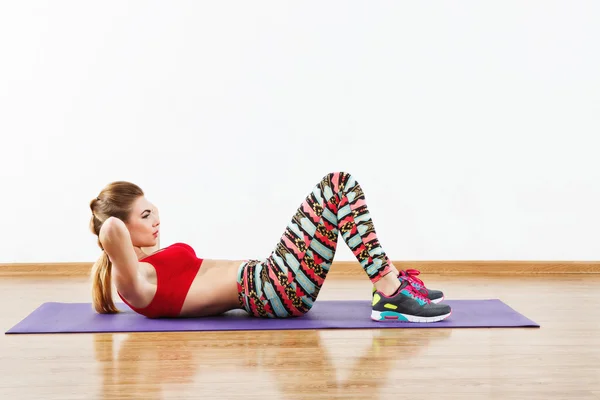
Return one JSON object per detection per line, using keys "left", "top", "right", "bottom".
{"left": 93, "top": 328, "right": 452, "bottom": 399}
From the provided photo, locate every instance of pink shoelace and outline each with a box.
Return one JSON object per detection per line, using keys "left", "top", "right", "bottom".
{"left": 399, "top": 269, "right": 433, "bottom": 304}
{"left": 404, "top": 281, "right": 431, "bottom": 304}
{"left": 400, "top": 269, "right": 427, "bottom": 291}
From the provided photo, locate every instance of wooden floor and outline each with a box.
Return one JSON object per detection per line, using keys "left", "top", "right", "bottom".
{"left": 1, "top": 274, "right": 599, "bottom": 400}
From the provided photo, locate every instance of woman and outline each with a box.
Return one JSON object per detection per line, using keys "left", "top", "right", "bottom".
{"left": 90, "top": 171, "right": 451, "bottom": 322}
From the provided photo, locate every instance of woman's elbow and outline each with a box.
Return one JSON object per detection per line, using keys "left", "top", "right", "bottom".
{"left": 99, "top": 217, "right": 128, "bottom": 245}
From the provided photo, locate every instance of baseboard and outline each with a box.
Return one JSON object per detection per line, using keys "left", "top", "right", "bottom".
{"left": 0, "top": 263, "right": 93, "bottom": 277}
{"left": 1, "top": 260, "right": 599, "bottom": 277}
{"left": 329, "top": 261, "right": 600, "bottom": 276}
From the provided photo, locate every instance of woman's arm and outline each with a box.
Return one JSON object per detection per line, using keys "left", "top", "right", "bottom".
{"left": 99, "top": 217, "right": 145, "bottom": 299}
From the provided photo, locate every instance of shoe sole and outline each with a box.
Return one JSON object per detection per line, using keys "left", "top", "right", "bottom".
{"left": 371, "top": 310, "right": 452, "bottom": 323}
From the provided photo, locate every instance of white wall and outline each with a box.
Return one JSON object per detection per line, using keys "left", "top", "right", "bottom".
{"left": 1, "top": 1, "right": 599, "bottom": 263}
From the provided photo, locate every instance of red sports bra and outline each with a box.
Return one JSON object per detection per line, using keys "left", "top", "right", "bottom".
{"left": 117, "top": 243, "right": 203, "bottom": 318}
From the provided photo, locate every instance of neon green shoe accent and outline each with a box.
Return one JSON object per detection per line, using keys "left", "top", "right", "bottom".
{"left": 384, "top": 303, "right": 398, "bottom": 310}
{"left": 372, "top": 293, "right": 381, "bottom": 306}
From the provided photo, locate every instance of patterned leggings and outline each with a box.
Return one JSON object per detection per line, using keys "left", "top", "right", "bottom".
{"left": 236, "top": 171, "right": 393, "bottom": 318}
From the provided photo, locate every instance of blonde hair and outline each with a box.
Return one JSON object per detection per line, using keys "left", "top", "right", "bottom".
{"left": 89, "top": 181, "right": 144, "bottom": 314}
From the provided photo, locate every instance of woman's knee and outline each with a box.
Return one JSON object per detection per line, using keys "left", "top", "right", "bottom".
{"left": 323, "top": 171, "right": 352, "bottom": 180}
{"left": 321, "top": 171, "right": 357, "bottom": 195}
{"left": 322, "top": 171, "right": 354, "bottom": 188}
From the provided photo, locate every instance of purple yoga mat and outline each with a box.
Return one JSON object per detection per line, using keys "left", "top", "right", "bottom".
{"left": 5, "top": 299, "right": 538, "bottom": 334}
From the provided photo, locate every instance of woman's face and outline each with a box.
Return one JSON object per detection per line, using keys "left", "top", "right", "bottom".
{"left": 125, "top": 196, "right": 160, "bottom": 248}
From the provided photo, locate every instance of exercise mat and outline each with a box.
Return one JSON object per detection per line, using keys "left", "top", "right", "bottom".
{"left": 5, "top": 299, "right": 539, "bottom": 334}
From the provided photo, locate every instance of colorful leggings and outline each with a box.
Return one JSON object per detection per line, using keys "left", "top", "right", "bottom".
{"left": 236, "top": 171, "right": 393, "bottom": 318}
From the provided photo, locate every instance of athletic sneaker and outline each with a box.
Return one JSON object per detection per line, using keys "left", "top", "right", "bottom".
{"left": 371, "top": 280, "right": 451, "bottom": 323}
{"left": 372, "top": 268, "right": 445, "bottom": 304}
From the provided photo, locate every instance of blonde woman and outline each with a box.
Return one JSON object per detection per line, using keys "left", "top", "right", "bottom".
{"left": 90, "top": 172, "right": 450, "bottom": 322}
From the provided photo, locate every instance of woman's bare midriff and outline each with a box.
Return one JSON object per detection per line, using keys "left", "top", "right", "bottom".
{"left": 179, "top": 258, "right": 245, "bottom": 317}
